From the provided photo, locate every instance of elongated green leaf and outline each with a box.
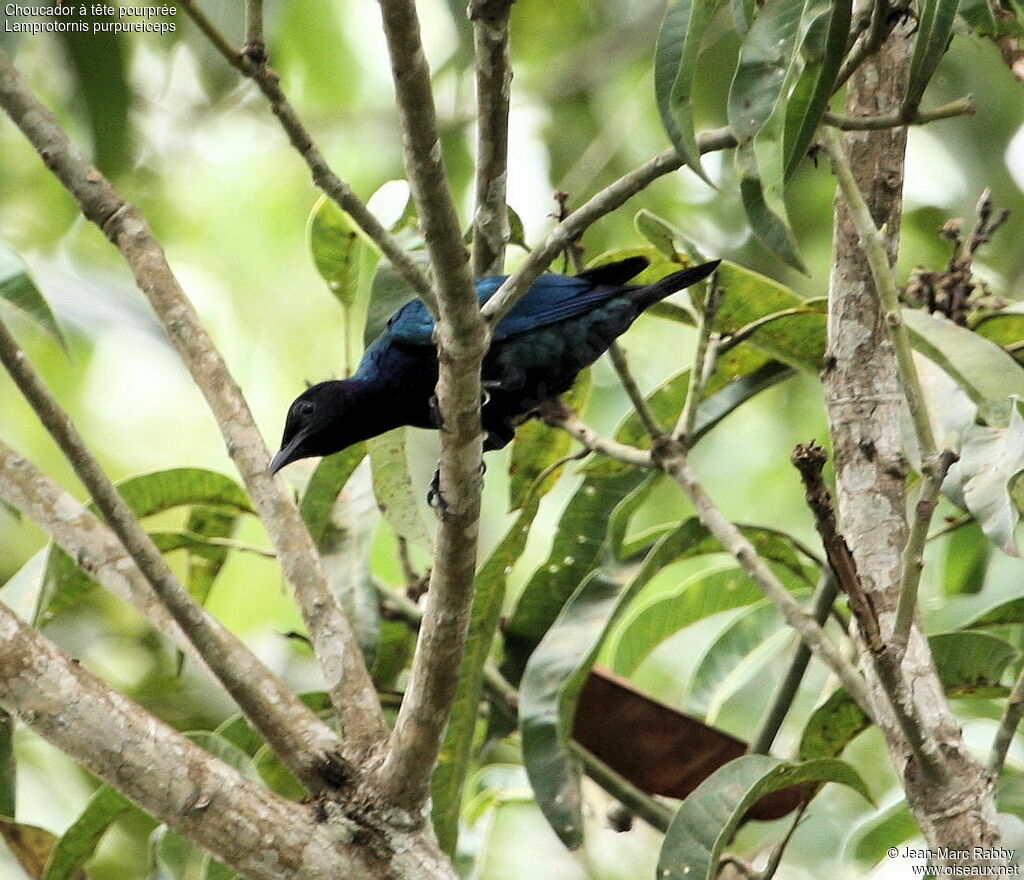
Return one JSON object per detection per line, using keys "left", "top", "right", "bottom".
{"left": 728, "top": 0, "right": 820, "bottom": 270}
{"left": 0, "top": 242, "right": 67, "bottom": 349}
{"left": 737, "top": 145, "right": 806, "bottom": 271}
{"left": 367, "top": 428, "right": 434, "bottom": 552}
{"left": 508, "top": 369, "right": 590, "bottom": 512}
{"left": 845, "top": 801, "right": 920, "bottom": 871}
{"left": 183, "top": 505, "right": 237, "bottom": 604}
{"left": 904, "top": 0, "right": 961, "bottom": 114}
{"left": 964, "top": 595, "right": 1024, "bottom": 628}
{"left": 520, "top": 571, "right": 622, "bottom": 848}
{"left": 611, "top": 564, "right": 797, "bottom": 675}
{"left": 308, "top": 195, "right": 376, "bottom": 310}
{"left": 299, "top": 443, "right": 367, "bottom": 545}
{"left": 0, "top": 712, "right": 12, "bottom": 820}
{"left": 320, "top": 461, "right": 381, "bottom": 664}
{"left": 38, "top": 468, "right": 253, "bottom": 622}
{"left": 148, "top": 824, "right": 194, "bottom": 880}
{"left": 43, "top": 786, "right": 131, "bottom": 880}
{"left": 690, "top": 600, "right": 787, "bottom": 718}
{"left": 657, "top": 755, "right": 871, "bottom": 880}
{"left": 654, "top": 0, "right": 725, "bottom": 185}
{"left": 942, "top": 522, "right": 991, "bottom": 595}
{"left": 58, "top": 26, "right": 131, "bottom": 175}
{"left": 905, "top": 309, "right": 1024, "bottom": 425}
{"left": 433, "top": 487, "right": 549, "bottom": 855}
{"left": 503, "top": 468, "right": 649, "bottom": 674}
{"left": 948, "top": 405, "right": 1024, "bottom": 556}
{"left": 974, "top": 312, "right": 1024, "bottom": 365}
{"left": 800, "top": 632, "right": 1017, "bottom": 759}
{"left": 782, "top": 0, "right": 852, "bottom": 178}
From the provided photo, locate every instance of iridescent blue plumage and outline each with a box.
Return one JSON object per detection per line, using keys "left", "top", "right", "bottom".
{"left": 271, "top": 256, "right": 719, "bottom": 473}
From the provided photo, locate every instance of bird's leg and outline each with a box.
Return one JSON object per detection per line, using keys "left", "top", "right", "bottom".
{"left": 428, "top": 394, "right": 447, "bottom": 432}
{"left": 427, "top": 459, "right": 488, "bottom": 513}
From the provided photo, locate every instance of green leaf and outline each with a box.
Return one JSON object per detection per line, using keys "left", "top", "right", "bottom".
{"left": 38, "top": 468, "right": 253, "bottom": 623}
{"left": 507, "top": 205, "right": 529, "bottom": 251}
{"left": 800, "top": 631, "right": 1017, "bottom": 759}
{"left": 0, "top": 712, "right": 13, "bottom": 820}
{"left": 183, "top": 506, "right": 237, "bottom": 605}
{"left": 58, "top": 25, "right": 131, "bottom": 175}
{"left": 364, "top": 241, "right": 429, "bottom": 347}
{"left": 367, "top": 429, "right": 434, "bottom": 552}
{"left": 904, "top": 309, "right": 1024, "bottom": 425}
{"left": 904, "top": 0, "right": 961, "bottom": 114}
{"left": 611, "top": 564, "right": 789, "bottom": 675}
{"left": 782, "top": 0, "right": 852, "bottom": 179}
{"left": 299, "top": 444, "right": 367, "bottom": 545}
{"left": 844, "top": 801, "right": 920, "bottom": 871}
{"left": 520, "top": 571, "right": 622, "bottom": 849}
{"left": 43, "top": 786, "right": 131, "bottom": 880}
{"left": 958, "top": 0, "right": 999, "bottom": 32}
{"left": 974, "top": 312, "right": 1024, "bottom": 365}
{"left": 929, "top": 631, "right": 1018, "bottom": 695}
{"left": 657, "top": 755, "right": 871, "bottom": 880}
{"left": 503, "top": 468, "right": 649, "bottom": 673}
{"left": 728, "top": 0, "right": 825, "bottom": 270}
{"left": 508, "top": 369, "right": 591, "bottom": 512}
{"left": 942, "top": 522, "right": 991, "bottom": 595}
{"left": 654, "top": 0, "right": 725, "bottom": 185}
{"left": 947, "top": 405, "right": 1024, "bottom": 556}
{"left": 318, "top": 461, "right": 381, "bottom": 665}
{"left": 0, "top": 242, "right": 67, "bottom": 349}
{"left": 148, "top": 824, "right": 194, "bottom": 880}
{"left": 634, "top": 209, "right": 684, "bottom": 261}
{"left": 964, "top": 595, "right": 1024, "bottom": 628}
{"left": 433, "top": 487, "right": 549, "bottom": 855}
{"left": 308, "top": 195, "right": 377, "bottom": 310}
{"left": 689, "top": 600, "right": 790, "bottom": 719}
{"left": 254, "top": 744, "right": 306, "bottom": 801}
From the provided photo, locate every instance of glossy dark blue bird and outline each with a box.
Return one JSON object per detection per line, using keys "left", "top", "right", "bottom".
{"left": 270, "top": 255, "right": 719, "bottom": 473}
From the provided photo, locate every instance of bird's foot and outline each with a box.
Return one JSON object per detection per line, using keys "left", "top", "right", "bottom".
{"left": 427, "top": 460, "right": 487, "bottom": 513}
{"left": 428, "top": 394, "right": 447, "bottom": 432}
{"left": 427, "top": 466, "right": 449, "bottom": 513}
{"left": 537, "top": 396, "right": 572, "bottom": 425}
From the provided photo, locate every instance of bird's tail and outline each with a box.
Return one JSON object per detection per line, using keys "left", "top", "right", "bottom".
{"left": 631, "top": 259, "right": 721, "bottom": 310}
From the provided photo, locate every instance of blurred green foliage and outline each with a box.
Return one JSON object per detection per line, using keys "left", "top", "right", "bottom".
{"left": 2, "top": 2, "right": 1024, "bottom": 878}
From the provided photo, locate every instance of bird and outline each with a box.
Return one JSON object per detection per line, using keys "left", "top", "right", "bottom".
{"left": 270, "top": 255, "right": 720, "bottom": 474}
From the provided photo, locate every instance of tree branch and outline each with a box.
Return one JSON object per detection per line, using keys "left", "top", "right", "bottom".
{"left": 654, "top": 444, "right": 874, "bottom": 715}
{"left": 0, "top": 601, "right": 374, "bottom": 880}
{"left": 480, "top": 127, "right": 737, "bottom": 323}
{"left": 173, "top": 0, "right": 437, "bottom": 312}
{"left": 824, "top": 96, "right": 976, "bottom": 131}
{"left": 372, "top": 0, "right": 489, "bottom": 816}
{"left": 0, "top": 323, "right": 353, "bottom": 793}
{"left": 0, "top": 50, "right": 388, "bottom": 759}
{"left": 470, "top": 0, "right": 514, "bottom": 277}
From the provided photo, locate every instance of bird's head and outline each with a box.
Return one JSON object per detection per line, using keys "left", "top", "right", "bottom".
{"left": 270, "top": 380, "right": 366, "bottom": 474}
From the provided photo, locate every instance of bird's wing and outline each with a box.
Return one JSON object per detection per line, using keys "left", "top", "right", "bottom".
{"left": 381, "top": 257, "right": 651, "bottom": 346}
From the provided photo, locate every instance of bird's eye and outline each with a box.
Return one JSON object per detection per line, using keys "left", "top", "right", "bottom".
{"left": 296, "top": 400, "right": 316, "bottom": 417}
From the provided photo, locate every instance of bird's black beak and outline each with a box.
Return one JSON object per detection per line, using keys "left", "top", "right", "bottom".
{"left": 269, "top": 437, "right": 301, "bottom": 475}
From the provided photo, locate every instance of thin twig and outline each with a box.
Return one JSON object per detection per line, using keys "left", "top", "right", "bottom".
{"left": 824, "top": 96, "right": 976, "bottom": 131}
{"left": 674, "top": 276, "right": 723, "bottom": 445}
{"left": 834, "top": 0, "right": 892, "bottom": 92}
{"left": 243, "top": 0, "right": 265, "bottom": 59}
{"left": 173, "top": 0, "right": 437, "bottom": 312}
{"left": 988, "top": 665, "right": 1024, "bottom": 776}
{"left": 480, "top": 127, "right": 737, "bottom": 324}
{"left": 749, "top": 571, "right": 839, "bottom": 755}
{"left": 373, "top": 0, "right": 489, "bottom": 817}
{"left": 470, "top": 0, "right": 514, "bottom": 277}
{"left": 893, "top": 449, "right": 959, "bottom": 650}
{"left": 654, "top": 445, "right": 874, "bottom": 717}
{"left": 0, "top": 50, "right": 388, "bottom": 758}
{"left": 570, "top": 743, "right": 675, "bottom": 833}
{"left": 607, "top": 343, "right": 664, "bottom": 438}
{"left": 540, "top": 400, "right": 654, "bottom": 467}
{"left": 0, "top": 320, "right": 349, "bottom": 793}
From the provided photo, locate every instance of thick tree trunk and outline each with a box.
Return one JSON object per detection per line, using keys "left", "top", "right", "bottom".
{"left": 824, "top": 27, "right": 1003, "bottom": 866}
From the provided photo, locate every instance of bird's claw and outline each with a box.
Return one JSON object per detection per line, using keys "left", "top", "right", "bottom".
{"left": 427, "top": 461, "right": 487, "bottom": 513}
